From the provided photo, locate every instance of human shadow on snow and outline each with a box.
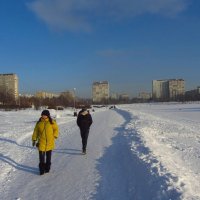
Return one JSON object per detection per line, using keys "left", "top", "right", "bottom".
{"left": 53, "top": 148, "right": 82, "bottom": 155}
{"left": 0, "top": 153, "right": 38, "bottom": 175}
{"left": 92, "top": 109, "right": 182, "bottom": 200}
{"left": 0, "top": 137, "right": 33, "bottom": 150}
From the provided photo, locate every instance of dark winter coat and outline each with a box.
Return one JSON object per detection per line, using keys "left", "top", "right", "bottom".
{"left": 77, "top": 109, "right": 93, "bottom": 131}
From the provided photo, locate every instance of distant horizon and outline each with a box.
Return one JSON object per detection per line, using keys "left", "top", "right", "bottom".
{"left": 17, "top": 76, "right": 198, "bottom": 99}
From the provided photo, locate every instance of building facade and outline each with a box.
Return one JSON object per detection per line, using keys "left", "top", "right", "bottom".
{"left": 152, "top": 79, "right": 185, "bottom": 100}
{"left": 119, "top": 93, "right": 129, "bottom": 101}
{"left": 0, "top": 73, "right": 19, "bottom": 100}
{"left": 92, "top": 81, "right": 109, "bottom": 103}
{"left": 185, "top": 86, "right": 200, "bottom": 99}
{"left": 138, "top": 92, "right": 151, "bottom": 99}
{"left": 35, "top": 91, "right": 59, "bottom": 98}
{"left": 110, "top": 93, "right": 119, "bottom": 100}
{"left": 152, "top": 80, "right": 169, "bottom": 99}
{"left": 168, "top": 79, "right": 185, "bottom": 99}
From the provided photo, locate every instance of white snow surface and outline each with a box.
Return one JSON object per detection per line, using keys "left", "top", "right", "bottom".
{"left": 0, "top": 103, "right": 200, "bottom": 200}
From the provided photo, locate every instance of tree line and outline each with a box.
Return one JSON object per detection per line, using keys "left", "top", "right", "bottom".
{"left": 1, "top": 91, "right": 200, "bottom": 110}
{"left": 0, "top": 91, "right": 91, "bottom": 110}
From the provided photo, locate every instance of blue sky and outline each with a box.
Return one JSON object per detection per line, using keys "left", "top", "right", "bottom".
{"left": 0, "top": 0, "right": 200, "bottom": 98}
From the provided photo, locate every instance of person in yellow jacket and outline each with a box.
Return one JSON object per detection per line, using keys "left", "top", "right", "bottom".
{"left": 32, "top": 110, "right": 59, "bottom": 175}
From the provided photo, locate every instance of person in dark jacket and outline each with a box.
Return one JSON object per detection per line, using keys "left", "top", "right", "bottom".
{"left": 77, "top": 108, "right": 93, "bottom": 154}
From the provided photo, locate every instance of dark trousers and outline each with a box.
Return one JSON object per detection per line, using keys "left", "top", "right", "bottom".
{"left": 80, "top": 129, "right": 89, "bottom": 151}
{"left": 39, "top": 150, "right": 52, "bottom": 174}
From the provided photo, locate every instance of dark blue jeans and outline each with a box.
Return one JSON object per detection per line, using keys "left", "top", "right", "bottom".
{"left": 39, "top": 150, "right": 52, "bottom": 174}
{"left": 80, "top": 129, "right": 89, "bottom": 151}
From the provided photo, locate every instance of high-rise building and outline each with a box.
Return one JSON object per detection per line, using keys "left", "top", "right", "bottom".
{"left": 152, "top": 79, "right": 185, "bottom": 100}
{"left": 168, "top": 79, "right": 185, "bottom": 99}
{"left": 0, "top": 73, "right": 19, "bottom": 100}
{"left": 152, "top": 80, "right": 169, "bottom": 99}
{"left": 92, "top": 81, "right": 109, "bottom": 103}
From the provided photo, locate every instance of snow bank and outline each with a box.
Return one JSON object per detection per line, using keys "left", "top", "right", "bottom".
{"left": 119, "top": 103, "right": 200, "bottom": 200}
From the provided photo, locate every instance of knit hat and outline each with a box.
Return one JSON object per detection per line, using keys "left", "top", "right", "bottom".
{"left": 82, "top": 108, "right": 87, "bottom": 112}
{"left": 41, "top": 110, "right": 50, "bottom": 117}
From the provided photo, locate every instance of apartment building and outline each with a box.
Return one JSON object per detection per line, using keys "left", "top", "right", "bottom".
{"left": 92, "top": 81, "right": 109, "bottom": 103}
{"left": 152, "top": 80, "right": 169, "bottom": 99}
{"left": 35, "top": 91, "right": 59, "bottom": 98}
{"left": 185, "top": 86, "right": 200, "bottom": 99}
{"left": 0, "top": 73, "right": 19, "bottom": 100}
{"left": 110, "top": 93, "right": 119, "bottom": 100}
{"left": 152, "top": 79, "right": 185, "bottom": 100}
{"left": 138, "top": 92, "right": 151, "bottom": 99}
{"left": 119, "top": 93, "right": 130, "bottom": 101}
{"left": 168, "top": 79, "right": 185, "bottom": 99}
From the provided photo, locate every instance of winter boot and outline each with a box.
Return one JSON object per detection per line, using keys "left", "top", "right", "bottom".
{"left": 82, "top": 149, "right": 86, "bottom": 155}
{"left": 39, "top": 163, "right": 45, "bottom": 175}
{"left": 45, "top": 162, "right": 51, "bottom": 173}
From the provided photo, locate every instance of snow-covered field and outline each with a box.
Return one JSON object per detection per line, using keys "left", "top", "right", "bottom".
{"left": 0, "top": 103, "right": 200, "bottom": 200}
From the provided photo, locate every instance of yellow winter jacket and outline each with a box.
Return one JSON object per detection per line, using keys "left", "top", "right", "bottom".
{"left": 32, "top": 118, "right": 59, "bottom": 151}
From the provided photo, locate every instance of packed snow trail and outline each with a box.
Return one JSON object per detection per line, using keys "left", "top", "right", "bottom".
{"left": 1, "top": 108, "right": 181, "bottom": 200}
{"left": 92, "top": 109, "right": 181, "bottom": 200}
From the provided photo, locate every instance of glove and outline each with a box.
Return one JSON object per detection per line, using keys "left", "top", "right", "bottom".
{"left": 36, "top": 142, "right": 39, "bottom": 147}
{"left": 32, "top": 141, "right": 36, "bottom": 147}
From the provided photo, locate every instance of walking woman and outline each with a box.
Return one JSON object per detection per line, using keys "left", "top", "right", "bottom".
{"left": 77, "top": 108, "right": 93, "bottom": 154}
{"left": 32, "top": 110, "right": 59, "bottom": 175}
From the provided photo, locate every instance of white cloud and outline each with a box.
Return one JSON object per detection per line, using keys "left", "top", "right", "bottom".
{"left": 27, "top": 0, "right": 190, "bottom": 32}
{"left": 27, "top": 0, "right": 94, "bottom": 32}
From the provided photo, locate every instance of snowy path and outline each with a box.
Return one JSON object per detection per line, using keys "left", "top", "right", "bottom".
{"left": 92, "top": 109, "right": 181, "bottom": 200}
{"left": 0, "top": 108, "right": 183, "bottom": 200}
{"left": 1, "top": 109, "right": 125, "bottom": 200}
